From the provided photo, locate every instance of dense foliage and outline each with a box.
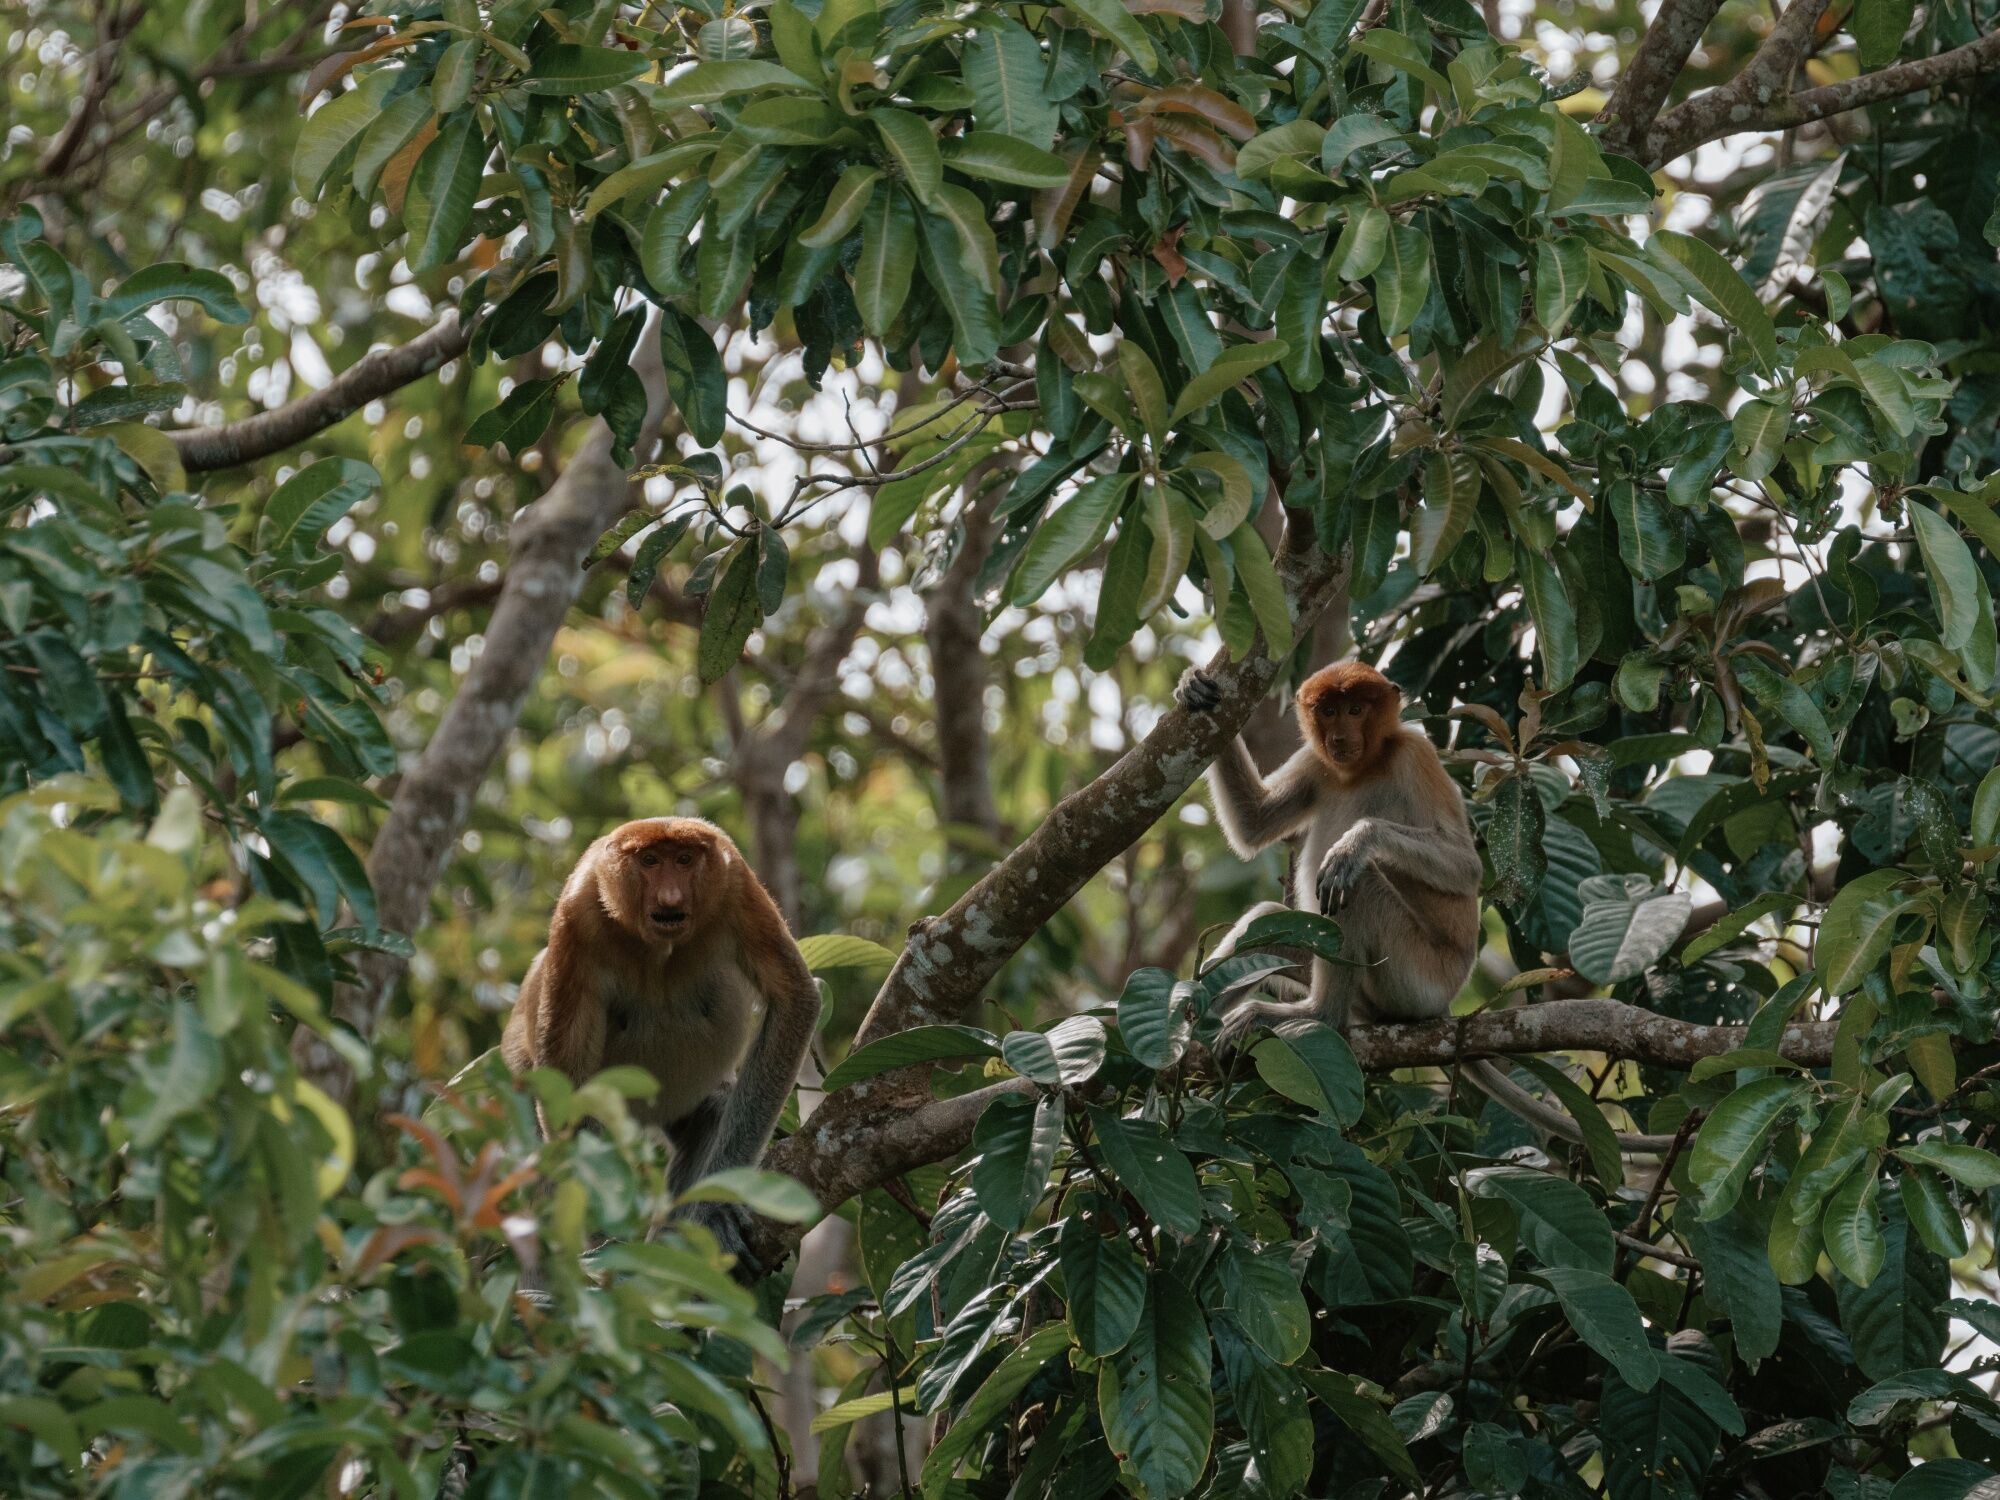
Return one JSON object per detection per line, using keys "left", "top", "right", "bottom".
{"left": 5, "top": 0, "right": 2000, "bottom": 1495}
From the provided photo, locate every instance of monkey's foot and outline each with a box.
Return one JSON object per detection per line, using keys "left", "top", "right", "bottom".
{"left": 1315, "top": 844, "right": 1364, "bottom": 914}
{"left": 1175, "top": 665, "right": 1224, "bottom": 713}
{"left": 1214, "top": 997, "right": 1323, "bottom": 1054}
{"left": 679, "top": 1201, "right": 766, "bottom": 1282}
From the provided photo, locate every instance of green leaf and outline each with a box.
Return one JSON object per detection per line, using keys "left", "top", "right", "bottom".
{"left": 1690, "top": 1077, "right": 1808, "bottom": 1219}
{"left": 433, "top": 37, "right": 480, "bottom": 111}
{"left": 1118, "top": 342, "right": 1169, "bottom": 446}
{"left": 1837, "top": 1194, "right": 1949, "bottom": 1381}
{"left": 465, "top": 378, "right": 558, "bottom": 452}
{"left": 1468, "top": 1165, "right": 1614, "bottom": 1272}
{"left": 1213, "top": 1242, "right": 1312, "bottom": 1364}
{"left": 1825, "top": 1166, "right": 1885, "bottom": 1286}
{"left": 1060, "top": 1213, "right": 1148, "bottom": 1355}
{"left": 963, "top": 21, "right": 1059, "bottom": 149}
{"left": 1349, "top": 29, "right": 1450, "bottom": 97}
{"left": 697, "top": 542, "right": 762, "bottom": 683}
{"left": 1608, "top": 478, "right": 1686, "bottom": 578}
{"left": 1683, "top": 891, "right": 1800, "bottom": 963}
{"left": 262, "top": 457, "right": 379, "bottom": 560}
{"left": 970, "top": 1092, "right": 1062, "bottom": 1230}
{"left": 1087, "top": 1108, "right": 1201, "bottom": 1236}
{"left": 523, "top": 44, "right": 649, "bottom": 92}
{"left": 659, "top": 309, "right": 727, "bottom": 448}
{"left": 659, "top": 58, "right": 820, "bottom": 106}
{"left": 404, "top": 115, "right": 487, "bottom": 272}
{"left": 919, "top": 1327, "right": 1074, "bottom": 1499}
{"left": 1167, "top": 341, "right": 1289, "bottom": 426}
{"left": 1373, "top": 222, "right": 1432, "bottom": 337}
{"left": 1228, "top": 908, "right": 1344, "bottom": 962}
{"left": 582, "top": 138, "right": 722, "bottom": 219}
{"left": 1486, "top": 772, "right": 1547, "bottom": 909}
{"left": 1413, "top": 450, "right": 1480, "bottom": 572}
{"left": 796, "top": 933, "right": 899, "bottom": 973}
{"left": 1649, "top": 230, "right": 1778, "bottom": 370}
{"left": 1056, "top": 0, "right": 1157, "bottom": 69}
{"left": 1601, "top": 1356, "right": 1734, "bottom": 1498}
{"left": 1253, "top": 1025, "right": 1364, "bottom": 1128}
{"left": 1332, "top": 204, "right": 1391, "bottom": 283}
{"left": 1852, "top": 0, "right": 1916, "bottom": 68}
{"left": 945, "top": 132, "right": 1070, "bottom": 189}
{"left": 1898, "top": 1140, "right": 2000, "bottom": 1190}
{"left": 128, "top": 1000, "right": 224, "bottom": 1149}
{"left": 1900, "top": 1168, "right": 1970, "bottom": 1259}
{"left": 1517, "top": 546, "right": 1578, "bottom": 691}
{"left": 855, "top": 185, "right": 919, "bottom": 338}
{"left": 1533, "top": 236, "right": 1590, "bottom": 332}
{"left": 1731, "top": 397, "right": 1791, "bottom": 482}
{"left": 294, "top": 69, "right": 399, "bottom": 196}
{"left": 106, "top": 264, "right": 249, "bottom": 325}
{"left": 1322, "top": 113, "right": 1403, "bottom": 176}
{"left": 1236, "top": 120, "right": 1325, "bottom": 180}
{"left": 679, "top": 1167, "right": 821, "bottom": 1221}
{"left": 1002, "top": 1014, "right": 1108, "bottom": 1086}
{"left": 820, "top": 1025, "right": 1000, "bottom": 1092}
{"left": 1536, "top": 1267, "right": 1659, "bottom": 1391}
{"left": 915, "top": 198, "right": 1002, "bottom": 365}
{"left": 1818, "top": 869, "right": 1917, "bottom": 995}
{"left": 1117, "top": 968, "right": 1194, "bottom": 1070}
{"left": 872, "top": 109, "right": 943, "bottom": 204}
{"left": 1910, "top": 501, "right": 1981, "bottom": 651}
{"left": 1229, "top": 522, "right": 1293, "bottom": 658}
{"left": 1010, "top": 472, "right": 1133, "bottom": 605}
{"left": 1567, "top": 875, "right": 1692, "bottom": 984}
{"left": 1098, "top": 1276, "right": 1214, "bottom": 1499}
{"left": 1681, "top": 1209, "right": 1782, "bottom": 1365}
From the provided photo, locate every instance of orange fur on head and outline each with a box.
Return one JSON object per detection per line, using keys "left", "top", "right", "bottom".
{"left": 1296, "top": 661, "right": 1402, "bottom": 779}
{"left": 597, "top": 816, "right": 737, "bottom": 945}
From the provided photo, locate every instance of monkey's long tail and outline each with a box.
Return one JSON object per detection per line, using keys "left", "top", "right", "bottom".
{"left": 1461, "top": 1058, "right": 1680, "bottom": 1155}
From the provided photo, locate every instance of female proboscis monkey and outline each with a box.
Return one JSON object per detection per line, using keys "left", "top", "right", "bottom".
{"left": 1179, "top": 660, "right": 1675, "bottom": 1152}
{"left": 502, "top": 817, "right": 820, "bottom": 1271}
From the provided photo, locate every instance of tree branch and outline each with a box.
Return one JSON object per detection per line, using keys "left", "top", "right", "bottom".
{"left": 752, "top": 999, "right": 1838, "bottom": 1266}
{"left": 1647, "top": 26, "right": 2000, "bottom": 163}
{"left": 34, "top": 2, "right": 141, "bottom": 182}
{"left": 1595, "top": 0, "right": 1727, "bottom": 159}
{"left": 850, "top": 540, "right": 1348, "bottom": 1051}
{"left": 169, "top": 315, "right": 472, "bottom": 472}
{"left": 295, "top": 322, "right": 672, "bottom": 1101}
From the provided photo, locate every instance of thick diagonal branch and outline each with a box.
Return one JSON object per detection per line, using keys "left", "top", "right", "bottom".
{"left": 850, "top": 540, "right": 1347, "bottom": 1051}
{"left": 1595, "top": 0, "right": 1727, "bottom": 160}
{"left": 170, "top": 316, "right": 473, "bottom": 472}
{"left": 1647, "top": 27, "right": 2000, "bottom": 163}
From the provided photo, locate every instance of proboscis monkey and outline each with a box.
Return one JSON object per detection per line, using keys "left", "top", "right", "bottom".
{"left": 1179, "top": 660, "right": 1675, "bottom": 1153}
{"left": 502, "top": 817, "right": 820, "bottom": 1271}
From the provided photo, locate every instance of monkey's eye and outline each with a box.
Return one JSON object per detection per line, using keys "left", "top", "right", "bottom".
{"left": 639, "top": 851, "right": 658, "bottom": 867}
{"left": 677, "top": 852, "right": 694, "bottom": 868}
{"left": 1348, "top": 702, "right": 1367, "bottom": 717}
{"left": 1316, "top": 698, "right": 1337, "bottom": 716}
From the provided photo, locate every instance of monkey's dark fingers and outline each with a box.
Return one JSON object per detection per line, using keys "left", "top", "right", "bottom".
{"left": 1174, "top": 667, "right": 1224, "bottom": 713}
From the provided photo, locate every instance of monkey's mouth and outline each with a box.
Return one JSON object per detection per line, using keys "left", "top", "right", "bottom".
{"left": 650, "top": 907, "right": 689, "bottom": 933}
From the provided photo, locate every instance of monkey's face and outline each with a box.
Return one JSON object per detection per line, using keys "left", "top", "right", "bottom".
{"left": 622, "top": 839, "right": 710, "bottom": 942}
{"left": 1311, "top": 692, "right": 1379, "bottom": 765}
{"left": 1297, "top": 662, "right": 1400, "bottom": 775}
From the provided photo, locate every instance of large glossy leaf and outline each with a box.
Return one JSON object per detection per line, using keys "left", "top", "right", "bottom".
{"left": 659, "top": 309, "right": 727, "bottom": 449}
{"left": 1252, "top": 1025, "right": 1363, "bottom": 1128}
{"left": 962, "top": 21, "right": 1059, "bottom": 148}
{"left": 1001, "top": 1014, "right": 1107, "bottom": 1086}
{"left": 1910, "top": 501, "right": 1981, "bottom": 651}
{"left": 1467, "top": 1165, "right": 1614, "bottom": 1272}
{"left": 969, "top": 1093, "right": 1062, "bottom": 1230}
{"left": 1649, "top": 230, "right": 1777, "bottom": 369}
{"left": 1537, "top": 1267, "right": 1659, "bottom": 1391}
{"left": 1117, "top": 968, "right": 1193, "bottom": 1069}
{"left": 1057, "top": 0, "right": 1157, "bottom": 69}
{"left": 918, "top": 1326, "right": 1073, "bottom": 1498}
{"left": 1690, "top": 1077, "right": 1807, "bottom": 1219}
{"left": 294, "top": 69, "right": 399, "bottom": 196}
{"left": 402, "top": 115, "right": 486, "bottom": 272}
{"left": 1567, "top": 874, "right": 1692, "bottom": 984}
{"left": 1211, "top": 1242, "right": 1311, "bottom": 1364}
{"left": 1009, "top": 473, "right": 1133, "bottom": 605}
{"left": 855, "top": 185, "right": 920, "bottom": 337}
{"left": 1060, "top": 1212, "right": 1149, "bottom": 1355}
{"left": 1817, "top": 869, "right": 1918, "bottom": 994}
{"left": 1098, "top": 1275, "right": 1214, "bottom": 1499}
{"left": 1087, "top": 1108, "right": 1201, "bottom": 1236}
{"left": 820, "top": 1024, "right": 1000, "bottom": 1092}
